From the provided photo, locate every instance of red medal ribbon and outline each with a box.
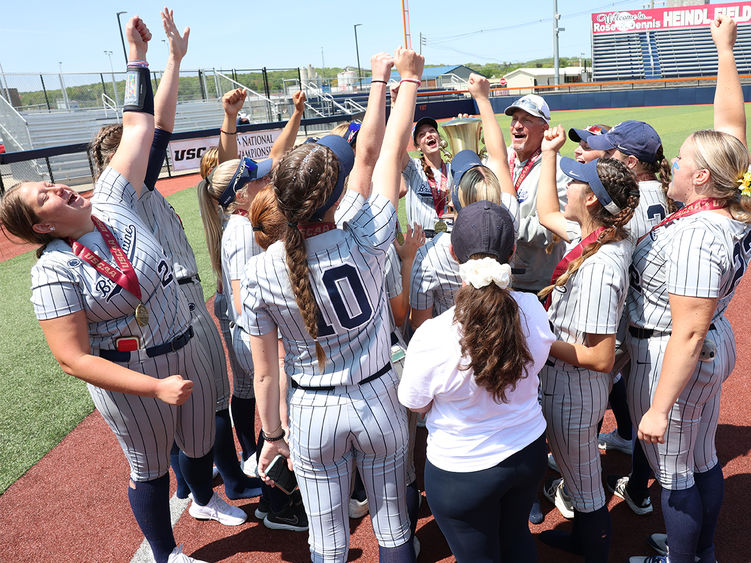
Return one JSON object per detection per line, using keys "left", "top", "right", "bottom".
{"left": 234, "top": 209, "right": 248, "bottom": 217}
{"left": 510, "top": 149, "right": 542, "bottom": 192}
{"left": 637, "top": 197, "right": 727, "bottom": 245}
{"left": 298, "top": 222, "right": 337, "bottom": 238}
{"left": 427, "top": 162, "right": 448, "bottom": 218}
{"left": 66, "top": 215, "right": 142, "bottom": 301}
{"left": 545, "top": 226, "right": 605, "bottom": 310}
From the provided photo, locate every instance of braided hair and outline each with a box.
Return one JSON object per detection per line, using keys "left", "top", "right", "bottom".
{"left": 89, "top": 124, "right": 123, "bottom": 181}
{"left": 539, "top": 158, "right": 640, "bottom": 299}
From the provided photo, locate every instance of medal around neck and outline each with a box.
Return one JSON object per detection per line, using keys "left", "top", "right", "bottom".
{"left": 135, "top": 303, "right": 149, "bottom": 327}
{"left": 434, "top": 219, "right": 447, "bottom": 233}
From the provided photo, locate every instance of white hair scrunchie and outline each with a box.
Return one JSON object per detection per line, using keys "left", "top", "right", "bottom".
{"left": 458, "top": 257, "right": 512, "bottom": 289}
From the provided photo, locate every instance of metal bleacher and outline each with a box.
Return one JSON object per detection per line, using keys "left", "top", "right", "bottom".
{"left": 593, "top": 24, "right": 751, "bottom": 82}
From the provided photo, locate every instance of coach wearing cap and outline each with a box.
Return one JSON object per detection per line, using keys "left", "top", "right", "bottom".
{"left": 505, "top": 94, "right": 569, "bottom": 294}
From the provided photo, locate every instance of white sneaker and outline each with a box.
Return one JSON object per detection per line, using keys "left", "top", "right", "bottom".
{"left": 543, "top": 477, "right": 574, "bottom": 519}
{"left": 168, "top": 545, "right": 207, "bottom": 563}
{"left": 349, "top": 497, "right": 369, "bottom": 519}
{"left": 241, "top": 456, "right": 258, "bottom": 477}
{"left": 188, "top": 492, "right": 247, "bottom": 526}
{"left": 598, "top": 429, "right": 633, "bottom": 454}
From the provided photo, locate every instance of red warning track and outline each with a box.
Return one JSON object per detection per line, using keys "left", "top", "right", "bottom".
{"left": 1, "top": 174, "right": 749, "bottom": 562}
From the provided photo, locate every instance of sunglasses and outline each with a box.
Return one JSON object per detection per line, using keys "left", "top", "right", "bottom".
{"left": 218, "top": 157, "right": 259, "bottom": 208}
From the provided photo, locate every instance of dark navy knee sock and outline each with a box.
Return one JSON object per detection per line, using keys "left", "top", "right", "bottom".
{"left": 214, "top": 409, "right": 263, "bottom": 499}
{"left": 661, "top": 485, "right": 702, "bottom": 563}
{"left": 694, "top": 463, "right": 724, "bottom": 562}
{"left": 627, "top": 439, "right": 652, "bottom": 500}
{"left": 169, "top": 442, "right": 190, "bottom": 499}
{"left": 230, "top": 396, "right": 257, "bottom": 460}
{"left": 575, "top": 507, "right": 611, "bottom": 563}
{"left": 406, "top": 480, "right": 420, "bottom": 538}
{"left": 127, "top": 474, "right": 175, "bottom": 563}
{"left": 179, "top": 449, "right": 214, "bottom": 506}
{"left": 609, "top": 377, "right": 633, "bottom": 440}
{"left": 378, "top": 539, "right": 416, "bottom": 563}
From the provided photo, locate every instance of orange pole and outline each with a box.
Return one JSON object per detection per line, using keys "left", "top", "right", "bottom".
{"left": 401, "top": 0, "right": 412, "bottom": 48}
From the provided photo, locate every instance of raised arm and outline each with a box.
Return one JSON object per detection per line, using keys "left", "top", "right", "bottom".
{"left": 218, "top": 88, "right": 246, "bottom": 163}
{"left": 108, "top": 16, "right": 154, "bottom": 198}
{"left": 347, "top": 53, "right": 394, "bottom": 199}
{"left": 711, "top": 14, "right": 746, "bottom": 147}
{"left": 373, "top": 48, "right": 424, "bottom": 210}
{"left": 537, "top": 125, "right": 571, "bottom": 241}
{"left": 467, "top": 74, "right": 516, "bottom": 198}
{"left": 269, "top": 90, "right": 307, "bottom": 164}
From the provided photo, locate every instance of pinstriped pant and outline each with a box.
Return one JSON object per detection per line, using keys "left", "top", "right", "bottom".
{"left": 90, "top": 335, "right": 216, "bottom": 482}
{"left": 288, "top": 371, "right": 411, "bottom": 562}
{"left": 181, "top": 280, "right": 230, "bottom": 411}
{"left": 541, "top": 361, "right": 612, "bottom": 512}
{"left": 626, "top": 319, "right": 735, "bottom": 490}
{"left": 213, "top": 291, "right": 247, "bottom": 398}
{"left": 229, "top": 323, "right": 256, "bottom": 399}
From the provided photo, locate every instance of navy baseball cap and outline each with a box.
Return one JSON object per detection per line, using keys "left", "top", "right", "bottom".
{"left": 560, "top": 157, "right": 621, "bottom": 216}
{"left": 217, "top": 156, "right": 274, "bottom": 208}
{"left": 412, "top": 116, "right": 438, "bottom": 143}
{"left": 586, "top": 120, "right": 662, "bottom": 163}
{"left": 568, "top": 124, "right": 611, "bottom": 143}
{"left": 451, "top": 200, "right": 516, "bottom": 264}
{"left": 504, "top": 94, "right": 551, "bottom": 123}
{"left": 310, "top": 134, "right": 355, "bottom": 221}
{"left": 450, "top": 150, "right": 483, "bottom": 211}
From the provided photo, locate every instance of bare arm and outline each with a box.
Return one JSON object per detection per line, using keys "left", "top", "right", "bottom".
{"left": 549, "top": 332, "right": 616, "bottom": 373}
{"left": 218, "top": 88, "right": 246, "bottom": 163}
{"left": 109, "top": 16, "right": 154, "bottom": 198}
{"left": 39, "top": 312, "right": 193, "bottom": 404}
{"left": 347, "top": 53, "right": 394, "bottom": 199}
{"left": 537, "top": 125, "right": 571, "bottom": 241}
{"left": 153, "top": 8, "right": 189, "bottom": 133}
{"left": 711, "top": 14, "right": 746, "bottom": 147}
{"left": 372, "top": 48, "right": 425, "bottom": 210}
{"left": 638, "top": 294, "right": 717, "bottom": 444}
{"left": 392, "top": 223, "right": 425, "bottom": 326}
{"left": 269, "top": 91, "right": 306, "bottom": 164}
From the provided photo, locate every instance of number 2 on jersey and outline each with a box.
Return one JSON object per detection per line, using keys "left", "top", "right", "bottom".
{"left": 317, "top": 264, "right": 373, "bottom": 336}
{"left": 728, "top": 230, "right": 751, "bottom": 296}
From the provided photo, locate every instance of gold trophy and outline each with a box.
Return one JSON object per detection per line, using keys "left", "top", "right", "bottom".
{"left": 440, "top": 117, "right": 485, "bottom": 159}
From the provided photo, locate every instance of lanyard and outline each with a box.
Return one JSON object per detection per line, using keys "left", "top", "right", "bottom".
{"left": 234, "top": 209, "right": 248, "bottom": 217}
{"left": 67, "top": 215, "right": 142, "bottom": 301}
{"left": 427, "top": 161, "right": 448, "bottom": 218}
{"left": 637, "top": 197, "right": 727, "bottom": 244}
{"left": 298, "top": 222, "right": 337, "bottom": 238}
{"left": 545, "top": 227, "right": 605, "bottom": 310}
{"left": 510, "top": 149, "right": 542, "bottom": 192}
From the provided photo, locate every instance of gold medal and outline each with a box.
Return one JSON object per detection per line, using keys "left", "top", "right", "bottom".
{"left": 434, "top": 219, "right": 447, "bottom": 233}
{"left": 135, "top": 303, "right": 149, "bottom": 327}
{"left": 396, "top": 231, "right": 405, "bottom": 245}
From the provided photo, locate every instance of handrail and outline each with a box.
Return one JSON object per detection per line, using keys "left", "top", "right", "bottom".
{"left": 0, "top": 94, "right": 33, "bottom": 150}
{"left": 101, "top": 93, "right": 120, "bottom": 121}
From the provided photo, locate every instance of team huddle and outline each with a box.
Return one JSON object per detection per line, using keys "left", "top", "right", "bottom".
{"left": 1, "top": 7, "right": 750, "bottom": 563}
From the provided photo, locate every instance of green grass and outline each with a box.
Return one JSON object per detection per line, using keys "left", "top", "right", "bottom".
{"left": 0, "top": 102, "right": 746, "bottom": 494}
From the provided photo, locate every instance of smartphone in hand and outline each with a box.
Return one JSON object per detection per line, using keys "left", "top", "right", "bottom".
{"left": 265, "top": 454, "right": 298, "bottom": 495}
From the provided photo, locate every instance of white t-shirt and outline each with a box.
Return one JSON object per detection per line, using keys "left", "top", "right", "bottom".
{"left": 398, "top": 292, "right": 554, "bottom": 472}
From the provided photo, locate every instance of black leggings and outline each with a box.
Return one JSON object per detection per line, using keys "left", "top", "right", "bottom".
{"left": 424, "top": 433, "right": 547, "bottom": 563}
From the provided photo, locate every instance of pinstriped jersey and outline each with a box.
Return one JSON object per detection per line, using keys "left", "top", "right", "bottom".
{"left": 409, "top": 232, "right": 460, "bottom": 316}
{"left": 385, "top": 243, "right": 402, "bottom": 333}
{"left": 135, "top": 188, "right": 198, "bottom": 280}
{"left": 402, "top": 156, "right": 451, "bottom": 232}
{"left": 222, "top": 213, "right": 262, "bottom": 324}
{"left": 627, "top": 212, "right": 751, "bottom": 332}
{"left": 548, "top": 238, "right": 632, "bottom": 345}
{"left": 627, "top": 180, "right": 669, "bottom": 244}
{"left": 243, "top": 193, "right": 397, "bottom": 387}
{"left": 31, "top": 167, "right": 191, "bottom": 352}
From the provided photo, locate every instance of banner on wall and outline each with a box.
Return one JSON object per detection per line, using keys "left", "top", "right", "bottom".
{"left": 592, "top": 1, "right": 751, "bottom": 35}
{"left": 168, "top": 129, "right": 282, "bottom": 172}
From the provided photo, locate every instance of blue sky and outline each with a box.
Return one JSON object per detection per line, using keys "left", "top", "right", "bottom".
{"left": 0, "top": 1, "right": 706, "bottom": 74}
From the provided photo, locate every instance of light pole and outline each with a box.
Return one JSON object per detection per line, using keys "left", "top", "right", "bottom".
{"left": 553, "top": 0, "right": 565, "bottom": 87}
{"left": 116, "top": 11, "right": 128, "bottom": 65}
{"left": 353, "top": 24, "right": 362, "bottom": 91}
{"left": 104, "top": 50, "right": 120, "bottom": 107}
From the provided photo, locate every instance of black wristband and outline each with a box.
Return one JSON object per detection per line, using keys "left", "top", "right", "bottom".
{"left": 123, "top": 66, "right": 154, "bottom": 115}
{"left": 262, "top": 429, "right": 285, "bottom": 442}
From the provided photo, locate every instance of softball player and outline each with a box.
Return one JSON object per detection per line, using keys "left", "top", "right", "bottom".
{"left": 535, "top": 125, "right": 640, "bottom": 561}
{"left": 0, "top": 16, "right": 242, "bottom": 563}
{"left": 627, "top": 16, "right": 750, "bottom": 563}
{"left": 240, "top": 50, "right": 422, "bottom": 563}
{"left": 89, "top": 9, "right": 261, "bottom": 502}
{"left": 409, "top": 74, "right": 519, "bottom": 330}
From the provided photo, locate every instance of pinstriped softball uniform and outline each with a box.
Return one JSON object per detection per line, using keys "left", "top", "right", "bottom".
{"left": 627, "top": 180, "right": 669, "bottom": 243}
{"left": 136, "top": 187, "right": 230, "bottom": 411}
{"left": 627, "top": 212, "right": 751, "bottom": 490}
{"left": 402, "top": 156, "right": 451, "bottom": 232}
{"left": 243, "top": 193, "right": 411, "bottom": 556}
{"left": 222, "top": 213, "right": 262, "bottom": 399}
{"left": 542, "top": 238, "right": 632, "bottom": 512}
{"left": 31, "top": 167, "right": 215, "bottom": 481}
{"left": 409, "top": 232, "right": 460, "bottom": 316}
